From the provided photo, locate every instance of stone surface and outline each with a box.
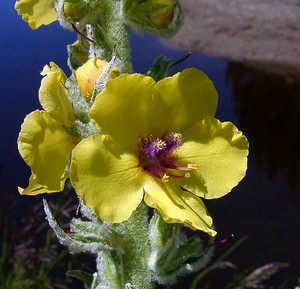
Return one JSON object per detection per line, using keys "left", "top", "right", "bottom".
{"left": 166, "top": 0, "right": 300, "bottom": 78}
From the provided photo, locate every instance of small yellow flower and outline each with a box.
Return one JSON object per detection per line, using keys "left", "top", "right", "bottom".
{"left": 70, "top": 69, "right": 249, "bottom": 235}
{"left": 15, "top": 0, "right": 58, "bottom": 29}
{"left": 18, "top": 63, "right": 79, "bottom": 195}
{"left": 75, "top": 57, "right": 119, "bottom": 101}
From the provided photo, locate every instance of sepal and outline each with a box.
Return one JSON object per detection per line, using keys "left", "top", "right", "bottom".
{"left": 43, "top": 199, "right": 114, "bottom": 254}
{"left": 66, "top": 75, "right": 90, "bottom": 123}
{"left": 146, "top": 55, "right": 173, "bottom": 81}
{"left": 148, "top": 211, "right": 215, "bottom": 285}
{"left": 66, "top": 270, "right": 93, "bottom": 289}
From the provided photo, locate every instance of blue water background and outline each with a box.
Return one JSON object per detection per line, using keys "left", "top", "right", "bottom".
{"left": 1, "top": 0, "right": 299, "bottom": 286}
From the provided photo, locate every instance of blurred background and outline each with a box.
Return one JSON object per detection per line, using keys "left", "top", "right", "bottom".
{"left": 1, "top": 1, "right": 299, "bottom": 288}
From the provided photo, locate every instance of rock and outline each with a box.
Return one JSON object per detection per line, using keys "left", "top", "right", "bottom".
{"left": 166, "top": 0, "right": 300, "bottom": 79}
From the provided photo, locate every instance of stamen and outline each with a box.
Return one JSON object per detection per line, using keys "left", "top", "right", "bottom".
{"left": 139, "top": 132, "right": 197, "bottom": 182}
{"left": 161, "top": 169, "right": 190, "bottom": 180}
{"left": 187, "top": 164, "right": 198, "bottom": 170}
{"left": 160, "top": 162, "right": 198, "bottom": 172}
{"left": 161, "top": 174, "right": 169, "bottom": 182}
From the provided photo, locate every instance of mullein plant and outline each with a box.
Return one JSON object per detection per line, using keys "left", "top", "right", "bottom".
{"left": 15, "top": 0, "right": 249, "bottom": 288}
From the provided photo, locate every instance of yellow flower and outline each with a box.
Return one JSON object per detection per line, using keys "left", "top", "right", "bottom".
{"left": 69, "top": 68, "right": 248, "bottom": 235}
{"left": 18, "top": 63, "right": 79, "bottom": 195}
{"left": 15, "top": 0, "right": 58, "bottom": 29}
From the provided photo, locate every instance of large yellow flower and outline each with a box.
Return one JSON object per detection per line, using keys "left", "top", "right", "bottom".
{"left": 15, "top": 0, "right": 58, "bottom": 29}
{"left": 18, "top": 63, "right": 79, "bottom": 195}
{"left": 69, "top": 68, "right": 248, "bottom": 235}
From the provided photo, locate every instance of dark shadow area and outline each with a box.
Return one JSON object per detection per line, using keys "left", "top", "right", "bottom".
{"left": 227, "top": 62, "right": 300, "bottom": 202}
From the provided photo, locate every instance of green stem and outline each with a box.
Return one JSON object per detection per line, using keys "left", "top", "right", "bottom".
{"left": 90, "top": 0, "right": 132, "bottom": 73}
{"left": 122, "top": 203, "right": 153, "bottom": 289}
{"left": 105, "top": 0, "right": 132, "bottom": 72}
{"left": 96, "top": 203, "right": 153, "bottom": 289}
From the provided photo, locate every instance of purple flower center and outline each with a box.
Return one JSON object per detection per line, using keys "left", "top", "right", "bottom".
{"left": 138, "top": 133, "right": 197, "bottom": 182}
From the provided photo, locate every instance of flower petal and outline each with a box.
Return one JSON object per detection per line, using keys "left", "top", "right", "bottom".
{"left": 177, "top": 117, "right": 249, "bottom": 199}
{"left": 90, "top": 74, "right": 155, "bottom": 150}
{"left": 143, "top": 178, "right": 216, "bottom": 235}
{"left": 151, "top": 68, "right": 218, "bottom": 136}
{"left": 19, "top": 174, "right": 62, "bottom": 195}
{"left": 75, "top": 57, "right": 118, "bottom": 101}
{"left": 39, "top": 62, "right": 75, "bottom": 126}
{"left": 15, "top": 0, "right": 58, "bottom": 29}
{"left": 18, "top": 110, "right": 79, "bottom": 192}
{"left": 70, "top": 134, "right": 145, "bottom": 223}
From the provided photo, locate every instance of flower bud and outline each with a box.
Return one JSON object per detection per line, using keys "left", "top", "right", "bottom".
{"left": 75, "top": 57, "right": 118, "bottom": 101}
{"left": 147, "top": 0, "right": 174, "bottom": 26}
{"left": 63, "top": 0, "right": 87, "bottom": 22}
{"left": 124, "top": 0, "right": 183, "bottom": 37}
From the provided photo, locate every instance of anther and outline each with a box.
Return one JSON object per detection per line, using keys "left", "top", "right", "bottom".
{"left": 187, "top": 164, "right": 198, "bottom": 170}
{"left": 161, "top": 174, "right": 169, "bottom": 182}
{"left": 156, "top": 140, "right": 165, "bottom": 148}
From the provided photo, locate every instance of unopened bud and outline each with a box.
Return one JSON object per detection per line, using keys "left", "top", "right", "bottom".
{"left": 147, "top": 0, "right": 174, "bottom": 26}
{"left": 75, "top": 57, "right": 118, "bottom": 101}
{"left": 63, "top": 0, "right": 87, "bottom": 22}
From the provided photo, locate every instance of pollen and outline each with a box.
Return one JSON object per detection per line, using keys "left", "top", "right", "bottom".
{"left": 161, "top": 174, "right": 169, "bottom": 182}
{"left": 156, "top": 139, "right": 165, "bottom": 149}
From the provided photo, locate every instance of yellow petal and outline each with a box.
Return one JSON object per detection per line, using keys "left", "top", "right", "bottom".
{"left": 39, "top": 62, "right": 75, "bottom": 126}
{"left": 151, "top": 68, "right": 218, "bottom": 136}
{"left": 18, "top": 110, "right": 79, "bottom": 192}
{"left": 144, "top": 178, "right": 216, "bottom": 235}
{"left": 177, "top": 117, "right": 249, "bottom": 199}
{"left": 15, "top": 0, "right": 58, "bottom": 29}
{"left": 18, "top": 174, "right": 62, "bottom": 195}
{"left": 90, "top": 73, "right": 155, "bottom": 150}
{"left": 75, "top": 57, "right": 118, "bottom": 101}
{"left": 70, "top": 134, "right": 145, "bottom": 223}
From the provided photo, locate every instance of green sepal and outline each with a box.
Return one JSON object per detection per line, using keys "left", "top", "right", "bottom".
{"left": 43, "top": 199, "right": 114, "bottom": 254}
{"left": 149, "top": 211, "right": 215, "bottom": 285}
{"left": 67, "top": 41, "right": 89, "bottom": 71}
{"left": 96, "top": 251, "right": 124, "bottom": 289}
{"left": 66, "top": 270, "right": 93, "bottom": 288}
{"left": 146, "top": 55, "right": 173, "bottom": 81}
{"left": 66, "top": 76, "right": 90, "bottom": 123}
{"left": 91, "top": 55, "right": 121, "bottom": 102}
{"left": 146, "top": 52, "right": 191, "bottom": 81}
{"left": 44, "top": 199, "right": 153, "bottom": 289}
